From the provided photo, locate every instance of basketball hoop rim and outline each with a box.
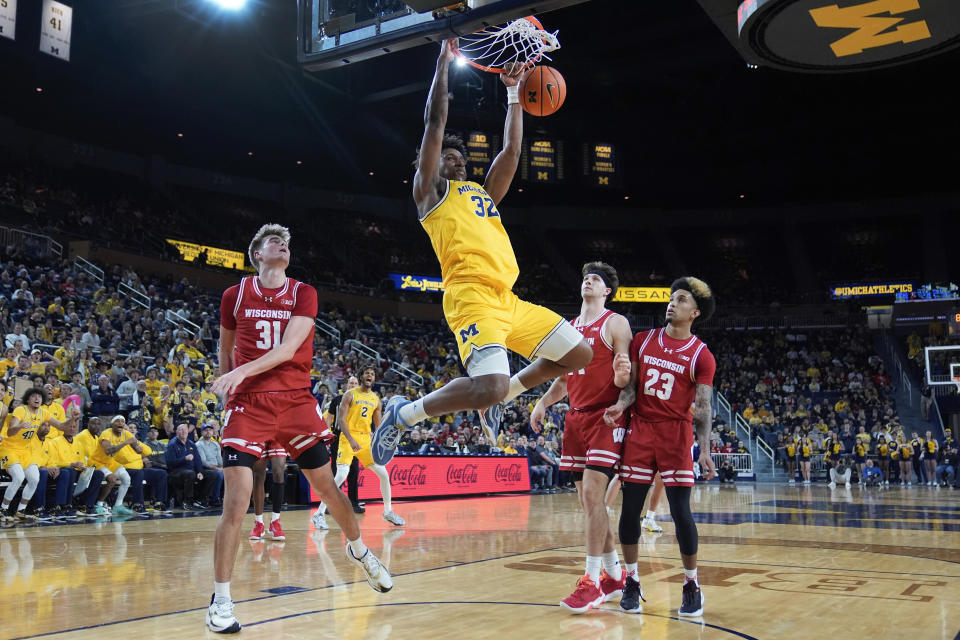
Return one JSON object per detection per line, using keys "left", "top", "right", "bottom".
{"left": 451, "top": 16, "right": 548, "bottom": 74}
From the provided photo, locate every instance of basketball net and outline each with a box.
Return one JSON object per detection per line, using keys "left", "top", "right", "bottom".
{"left": 453, "top": 16, "right": 560, "bottom": 73}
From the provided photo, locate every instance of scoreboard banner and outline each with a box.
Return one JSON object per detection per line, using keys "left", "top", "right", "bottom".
{"left": 896, "top": 282, "right": 959, "bottom": 302}
{"left": 466, "top": 131, "right": 492, "bottom": 181}
{"left": 585, "top": 142, "right": 620, "bottom": 187}
{"left": 0, "top": 0, "right": 16, "bottom": 41}
{"left": 166, "top": 239, "right": 247, "bottom": 271}
{"left": 613, "top": 287, "right": 672, "bottom": 303}
{"left": 830, "top": 281, "right": 913, "bottom": 299}
{"left": 388, "top": 273, "right": 444, "bottom": 293}
{"left": 522, "top": 139, "right": 563, "bottom": 183}
{"left": 308, "top": 455, "right": 531, "bottom": 501}
{"left": 40, "top": 0, "right": 71, "bottom": 61}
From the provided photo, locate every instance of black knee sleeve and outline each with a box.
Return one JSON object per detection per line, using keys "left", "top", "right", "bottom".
{"left": 665, "top": 486, "right": 698, "bottom": 556}
{"left": 271, "top": 480, "right": 284, "bottom": 514}
{"left": 618, "top": 482, "right": 651, "bottom": 545}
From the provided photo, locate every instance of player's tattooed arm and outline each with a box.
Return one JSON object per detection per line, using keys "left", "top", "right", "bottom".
{"left": 694, "top": 383, "right": 717, "bottom": 480}
{"left": 603, "top": 362, "right": 637, "bottom": 427}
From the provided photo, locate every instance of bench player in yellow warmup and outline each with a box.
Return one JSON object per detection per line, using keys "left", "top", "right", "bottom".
{"left": 373, "top": 40, "right": 592, "bottom": 463}
{"left": 314, "top": 367, "right": 404, "bottom": 528}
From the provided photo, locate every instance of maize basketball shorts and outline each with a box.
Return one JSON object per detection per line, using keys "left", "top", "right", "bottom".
{"left": 222, "top": 389, "right": 333, "bottom": 460}
{"left": 336, "top": 431, "right": 374, "bottom": 468}
{"left": 559, "top": 407, "right": 625, "bottom": 472}
{"left": 443, "top": 281, "right": 566, "bottom": 366}
{"left": 620, "top": 418, "right": 695, "bottom": 487}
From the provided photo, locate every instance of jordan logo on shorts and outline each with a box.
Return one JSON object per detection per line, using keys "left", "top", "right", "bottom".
{"left": 459, "top": 323, "right": 480, "bottom": 344}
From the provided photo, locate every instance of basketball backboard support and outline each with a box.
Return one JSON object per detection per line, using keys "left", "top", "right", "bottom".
{"left": 924, "top": 345, "right": 960, "bottom": 391}
{"left": 297, "top": 0, "right": 589, "bottom": 71}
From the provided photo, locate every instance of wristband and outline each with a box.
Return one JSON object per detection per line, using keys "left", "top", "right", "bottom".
{"left": 506, "top": 85, "right": 519, "bottom": 105}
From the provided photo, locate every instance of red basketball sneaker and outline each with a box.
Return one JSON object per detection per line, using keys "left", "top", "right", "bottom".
{"left": 268, "top": 519, "right": 286, "bottom": 541}
{"left": 249, "top": 521, "right": 265, "bottom": 540}
{"left": 599, "top": 569, "right": 625, "bottom": 602}
{"left": 560, "top": 576, "right": 604, "bottom": 614}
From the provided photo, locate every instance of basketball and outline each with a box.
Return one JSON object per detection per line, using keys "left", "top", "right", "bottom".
{"left": 519, "top": 65, "right": 566, "bottom": 117}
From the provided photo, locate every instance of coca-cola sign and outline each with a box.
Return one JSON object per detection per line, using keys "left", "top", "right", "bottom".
{"left": 446, "top": 463, "right": 479, "bottom": 485}
{"left": 390, "top": 464, "right": 428, "bottom": 486}
{"left": 494, "top": 463, "right": 523, "bottom": 483}
{"left": 310, "top": 455, "right": 530, "bottom": 501}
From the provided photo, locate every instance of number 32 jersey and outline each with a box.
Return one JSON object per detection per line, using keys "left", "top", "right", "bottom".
{"left": 630, "top": 327, "right": 716, "bottom": 422}
{"left": 220, "top": 276, "right": 317, "bottom": 394}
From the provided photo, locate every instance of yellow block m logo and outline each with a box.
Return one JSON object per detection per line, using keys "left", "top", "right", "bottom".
{"left": 809, "top": 0, "right": 931, "bottom": 57}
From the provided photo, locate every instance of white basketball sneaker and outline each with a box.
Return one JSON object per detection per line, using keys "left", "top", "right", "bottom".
{"left": 346, "top": 543, "right": 393, "bottom": 593}
{"left": 311, "top": 509, "right": 329, "bottom": 530}
{"left": 206, "top": 596, "right": 241, "bottom": 634}
{"left": 382, "top": 510, "right": 405, "bottom": 527}
{"left": 641, "top": 516, "right": 663, "bottom": 533}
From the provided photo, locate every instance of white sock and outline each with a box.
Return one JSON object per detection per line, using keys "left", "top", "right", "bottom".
{"left": 271, "top": 512, "right": 280, "bottom": 523}
{"left": 318, "top": 502, "right": 327, "bottom": 515}
{"left": 585, "top": 555, "right": 602, "bottom": 583}
{"left": 17, "top": 502, "right": 27, "bottom": 512}
{"left": 684, "top": 568, "right": 698, "bottom": 586}
{"left": 502, "top": 374, "right": 528, "bottom": 404}
{"left": 602, "top": 550, "right": 622, "bottom": 580}
{"left": 255, "top": 514, "right": 263, "bottom": 524}
{"left": 399, "top": 399, "right": 429, "bottom": 426}
{"left": 625, "top": 562, "right": 638, "bottom": 577}
{"left": 371, "top": 465, "right": 391, "bottom": 513}
{"left": 645, "top": 510, "right": 656, "bottom": 520}
{"left": 214, "top": 581, "right": 231, "bottom": 604}
{"left": 347, "top": 536, "right": 368, "bottom": 559}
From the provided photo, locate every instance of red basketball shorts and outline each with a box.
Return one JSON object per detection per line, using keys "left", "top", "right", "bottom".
{"left": 560, "top": 407, "right": 625, "bottom": 472}
{"left": 261, "top": 440, "right": 287, "bottom": 460}
{"left": 620, "top": 417, "right": 695, "bottom": 487}
{"left": 222, "top": 389, "right": 332, "bottom": 460}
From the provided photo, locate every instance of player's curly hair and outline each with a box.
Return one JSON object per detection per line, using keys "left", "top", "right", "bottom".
{"left": 412, "top": 133, "right": 468, "bottom": 170}
{"left": 248, "top": 223, "right": 291, "bottom": 270}
{"left": 670, "top": 277, "right": 716, "bottom": 324}
{"left": 360, "top": 365, "right": 377, "bottom": 377}
{"left": 581, "top": 261, "right": 619, "bottom": 301}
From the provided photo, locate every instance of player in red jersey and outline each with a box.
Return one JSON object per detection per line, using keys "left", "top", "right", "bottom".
{"left": 206, "top": 224, "right": 392, "bottom": 634}
{"left": 604, "top": 277, "right": 716, "bottom": 618}
{"left": 530, "top": 262, "right": 633, "bottom": 614}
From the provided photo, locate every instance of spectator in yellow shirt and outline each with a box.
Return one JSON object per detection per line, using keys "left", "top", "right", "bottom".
{"left": 0, "top": 347, "right": 17, "bottom": 377}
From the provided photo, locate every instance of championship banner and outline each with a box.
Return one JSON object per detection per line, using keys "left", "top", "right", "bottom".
{"left": 0, "top": 0, "right": 16, "bottom": 41}
{"left": 584, "top": 142, "right": 619, "bottom": 187}
{"left": 308, "top": 455, "right": 531, "bottom": 501}
{"left": 522, "top": 139, "right": 562, "bottom": 183}
{"left": 613, "top": 287, "right": 671, "bottom": 303}
{"left": 388, "top": 273, "right": 444, "bottom": 293}
{"left": 166, "top": 239, "right": 247, "bottom": 271}
{"left": 40, "top": 0, "right": 71, "bottom": 61}
{"left": 466, "top": 131, "right": 492, "bottom": 181}
{"left": 830, "top": 281, "right": 913, "bottom": 299}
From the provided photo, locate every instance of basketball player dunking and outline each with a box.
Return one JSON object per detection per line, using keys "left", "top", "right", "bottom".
{"left": 312, "top": 366, "right": 405, "bottom": 529}
{"left": 604, "top": 278, "right": 717, "bottom": 617}
{"left": 372, "top": 39, "right": 592, "bottom": 464}
{"left": 530, "top": 262, "right": 632, "bottom": 613}
{"left": 207, "top": 224, "right": 392, "bottom": 634}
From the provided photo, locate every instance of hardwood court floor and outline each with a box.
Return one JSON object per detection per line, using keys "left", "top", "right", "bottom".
{"left": 2, "top": 483, "right": 959, "bottom": 639}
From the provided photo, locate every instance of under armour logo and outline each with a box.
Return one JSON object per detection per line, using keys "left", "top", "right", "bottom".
{"left": 663, "top": 348, "right": 674, "bottom": 354}
{"left": 233, "top": 406, "right": 245, "bottom": 413}
{"left": 459, "top": 323, "right": 480, "bottom": 344}
{"left": 227, "top": 454, "right": 238, "bottom": 461}
{"left": 263, "top": 296, "right": 273, "bottom": 302}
